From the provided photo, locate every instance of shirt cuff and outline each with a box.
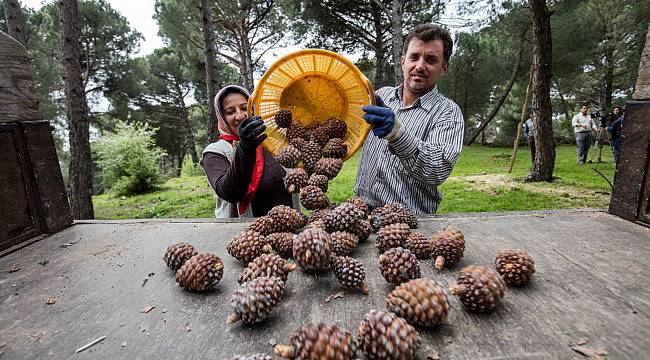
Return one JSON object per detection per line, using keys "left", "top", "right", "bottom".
{"left": 387, "top": 125, "right": 419, "bottom": 158}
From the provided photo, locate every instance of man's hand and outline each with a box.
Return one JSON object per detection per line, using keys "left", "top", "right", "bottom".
{"left": 362, "top": 95, "right": 396, "bottom": 138}
{"left": 238, "top": 116, "right": 267, "bottom": 153}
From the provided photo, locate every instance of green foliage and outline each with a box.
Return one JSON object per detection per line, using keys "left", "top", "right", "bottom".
{"left": 93, "top": 121, "right": 167, "bottom": 196}
{"left": 181, "top": 156, "right": 205, "bottom": 177}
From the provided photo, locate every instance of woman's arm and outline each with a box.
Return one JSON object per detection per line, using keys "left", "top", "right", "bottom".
{"left": 202, "top": 147, "right": 256, "bottom": 203}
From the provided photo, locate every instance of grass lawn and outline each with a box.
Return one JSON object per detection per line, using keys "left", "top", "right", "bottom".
{"left": 93, "top": 144, "right": 615, "bottom": 219}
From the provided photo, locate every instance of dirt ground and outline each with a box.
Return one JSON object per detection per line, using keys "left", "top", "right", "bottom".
{"left": 454, "top": 174, "right": 611, "bottom": 203}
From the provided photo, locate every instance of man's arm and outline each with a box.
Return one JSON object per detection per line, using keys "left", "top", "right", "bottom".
{"left": 387, "top": 105, "right": 464, "bottom": 186}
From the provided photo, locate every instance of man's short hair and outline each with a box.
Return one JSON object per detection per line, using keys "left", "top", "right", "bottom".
{"left": 402, "top": 24, "right": 453, "bottom": 64}
{"left": 580, "top": 102, "right": 589, "bottom": 108}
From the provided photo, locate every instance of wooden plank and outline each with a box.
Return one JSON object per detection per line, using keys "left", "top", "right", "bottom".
{"left": 0, "top": 32, "right": 40, "bottom": 123}
{"left": 634, "top": 24, "right": 650, "bottom": 100}
{"left": 21, "top": 121, "right": 73, "bottom": 233}
{"left": 0, "top": 211, "right": 648, "bottom": 359}
{"left": 609, "top": 100, "right": 650, "bottom": 221}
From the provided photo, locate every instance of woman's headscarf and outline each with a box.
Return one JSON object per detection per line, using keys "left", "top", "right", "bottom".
{"left": 213, "top": 85, "right": 264, "bottom": 216}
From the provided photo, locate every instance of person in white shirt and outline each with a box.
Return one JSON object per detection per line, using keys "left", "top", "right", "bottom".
{"left": 571, "top": 103, "right": 598, "bottom": 164}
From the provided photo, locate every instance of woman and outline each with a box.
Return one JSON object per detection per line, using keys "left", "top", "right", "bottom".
{"left": 201, "top": 85, "right": 294, "bottom": 218}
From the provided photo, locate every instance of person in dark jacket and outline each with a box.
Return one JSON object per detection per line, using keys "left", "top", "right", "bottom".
{"left": 607, "top": 109, "right": 624, "bottom": 166}
{"left": 201, "top": 85, "right": 295, "bottom": 218}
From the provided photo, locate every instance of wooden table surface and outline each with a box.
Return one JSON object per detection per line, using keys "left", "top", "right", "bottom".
{"left": 1, "top": 210, "right": 648, "bottom": 359}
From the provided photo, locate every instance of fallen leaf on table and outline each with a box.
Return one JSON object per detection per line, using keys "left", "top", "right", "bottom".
{"left": 574, "top": 338, "right": 589, "bottom": 346}
{"left": 325, "top": 291, "right": 345, "bottom": 303}
{"left": 427, "top": 350, "right": 441, "bottom": 360}
{"left": 38, "top": 260, "right": 49, "bottom": 266}
{"left": 7, "top": 265, "right": 21, "bottom": 273}
{"left": 46, "top": 296, "right": 56, "bottom": 305}
{"left": 184, "top": 323, "right": 192, "bottom": 332}
{"left": 141, "top": 306, "right": 155, "bottom": 314}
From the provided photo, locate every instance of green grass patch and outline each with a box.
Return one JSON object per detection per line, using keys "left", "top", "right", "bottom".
{"left": 93, "top": 144, "right": 615, "bottom": 219}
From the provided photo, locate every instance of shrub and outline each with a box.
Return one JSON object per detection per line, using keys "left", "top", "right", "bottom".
{"left": 93, "top": 121, "right": 167, "bottom": 196}
{"left": 180, "top": 155, "right": 205, "bottom": 177}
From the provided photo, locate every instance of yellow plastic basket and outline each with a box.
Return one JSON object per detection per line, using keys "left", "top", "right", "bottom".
{"left": 247, "top": 49, "right": 375, "bottom": 162}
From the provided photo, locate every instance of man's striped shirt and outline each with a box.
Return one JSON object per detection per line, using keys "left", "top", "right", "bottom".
{"left": 354, "top": 85, "right": 464, "bottom": 214}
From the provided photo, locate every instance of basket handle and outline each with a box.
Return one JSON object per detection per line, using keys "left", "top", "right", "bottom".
{"left": 365, "top": 78, "right": 376, "bottom": 105}
{"left": 246, "top": 95, "right": 256, "bottom": 117}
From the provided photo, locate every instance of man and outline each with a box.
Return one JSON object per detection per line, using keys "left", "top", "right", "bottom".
{"left": 571, "top": 103, "right": 597, "bottom": 164}
{"left": 355, "top": 24, "right": 464, "bottom": 214}
{"left": 524, "top": 118, "right": 535, "bottom": 163}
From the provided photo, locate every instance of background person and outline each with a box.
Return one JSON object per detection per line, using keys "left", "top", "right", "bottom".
{"left": 571, "top": 103, "right": 597, "bottom": 164}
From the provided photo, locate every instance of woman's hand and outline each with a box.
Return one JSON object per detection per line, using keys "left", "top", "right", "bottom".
{"left": 238, "top": 116, "right": 267, "bottom": 153}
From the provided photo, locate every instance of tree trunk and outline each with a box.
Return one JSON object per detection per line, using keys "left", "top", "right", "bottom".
{"left": 239, "top": 25, "right": 254, "bottom": 91}
{"left": 508, "top": 65, "right": 534, "bottom": 173}
{"left": 525, "top": 0, "right": 555, "bottom": 182}
{"left": 59, "top": 0, "right": 94, "bottom": 219}
{"left": 178, "top": 97, "right": 198, "bottom": 164}
{"left": 390, "top": 0, "right": 403, "bottom": 86}
{"left": 604, "top": 48, "right": 614, "bottom": 109}
{"left": 4, "top": 0, "right": 26, "bottom": 46}
{"left": 467, "top": 43, "right": 524, "bottom": 145}
{"left": 371, "top": 1, "right": 384, "bottom": 88}
{"left": 200, "top": 0, "right": 219, "bottom": 144}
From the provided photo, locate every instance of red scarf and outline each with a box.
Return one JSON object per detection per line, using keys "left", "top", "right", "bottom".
{"left": 219, "top": 133, "right": 265, "bottom": 216}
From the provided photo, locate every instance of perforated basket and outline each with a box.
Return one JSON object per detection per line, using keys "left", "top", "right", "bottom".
{"left": 247, "top": 49, "right": 375, "bottom": 161}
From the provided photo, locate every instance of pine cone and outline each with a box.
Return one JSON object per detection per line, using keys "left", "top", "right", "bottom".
{"left": 310, "top": 127, "right": 330, "bottom": 147}
{"left": 314, "top": 158, "right": 343, "bottom": 180}
{"left": 248, "top": 216, "right": 280, "bottom": 236}
{"left": 275, "top": 323, "right": 357, "bottom": 359}
{"left": 301, "top": 141, "right": 322, "bottom": 174}
{"left": 386, "top": 278, "right": 449, "bottom": 327}
{"left": 299, "top": 185, "right": 330, "bottom": 210}
{"left": 325, "top": 117, "right": 347, "bottom": 139}
{"left": 307, "top": 173, "right": 329, "bottom": 192}
{"left": 292, "top": 227, "right": 332, "bottom": 271}
{"left": 266, "top": 232, "right": 295, "bottom": 258}
{"left": 268, "top": 205, "right": 304, "bottom": 233}
{"left": 176, "top": 253, "right": 224, "bottom": 291}
{"left": 369, "top": 206, "right": 401, "bottom": 232}
{"left": 324, "top": 202, "right": 363, "bottom": 233}
{"left": 495, "top": 249, "right": 535, "bottom": 285}
{"left": 238, "top": 253, "right": 297, "bottom": 284}
{"left": 276, "top": 145, "right": 302, "bottom": 168}
{"left": 379, "top": 247, "right": 421, "bottom": 285}
{"left": 385, "top": 203, "right": 418, "bottom": 229}
{"left": 227, "top": 230, "right": 271, "bottom": 264}
{"left": 352, "top": 220, "right": 372, "bottom": 242}
{"left": 450, "top": 265, "right": 506, "bottom": 312}
{"left": 430, "top": 226, "right": 465, "bottom": 269}
{"left": 331, "top": 231, "right": 359, "bottom": 257}
{"left": 357, "top": 310, "right": 420, "bottom": 360}
{"left": 275, "top": 109, "right": 293, "bottom": 128}
{"left": 227, "top": 276, "right": 285, "bottom": 325}
{"left": 322, "top": 138, "right": 347, "bottom": 159}
{"left": 346, "top": 196, "right": 369, "bottom": 219}
{"left": 375, "top": 223, "right": 410, "bottom": 253}
{"left": 404, "top": 232, "right": 430, "bottom": 259}
{"left": 331, "top": 255, "right": 368, "bottom": 294}
{"left": 162, "top": 242, "right": 197, "bottom": 270}
{"left": 286, "top": 123, "right": 309, "bottom": 142}
{"left": 284, "top": 168, "right": 309, "bottom": 193}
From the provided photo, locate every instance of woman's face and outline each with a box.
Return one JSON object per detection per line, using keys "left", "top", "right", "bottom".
{"left": 222, "top": 92, "right": 248, "bottom": 135}
{"left": 613, "top": 108, "right": 621, "bottom": 116}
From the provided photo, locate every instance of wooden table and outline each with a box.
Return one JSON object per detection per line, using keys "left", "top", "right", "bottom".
{"left": 1, "top": 210, "right": 648, "bottom": 359}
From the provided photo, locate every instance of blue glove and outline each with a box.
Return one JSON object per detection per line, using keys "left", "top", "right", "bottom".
{"left": 362, "top": 95, "right": 395, "bottom": 138}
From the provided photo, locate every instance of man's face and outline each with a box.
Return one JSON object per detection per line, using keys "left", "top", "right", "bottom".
{"left": 580, "top": 105, "right": 588, "bottom": 115}
{"left": 401, "top": 38, "right": 448, "bottom": 96}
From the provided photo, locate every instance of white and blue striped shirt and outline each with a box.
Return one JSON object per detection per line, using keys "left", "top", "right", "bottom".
{"left": 354, "top": 85, "right": 464, "bottom": 214}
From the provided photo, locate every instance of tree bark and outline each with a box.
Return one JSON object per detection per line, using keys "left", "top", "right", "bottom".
{"left": 526, "top": 0, "right": 555, "bottom": 182}
{"left": 59, "top": 0, "right": 94, "bottom": 219}
{"left": 4, "top": 0, "right": 26, "bottom": 46}
{"left": 390, "top": 0, "right": 404, "bottom": 86}
{"left": 467, "top": 43, "right": 524, "bottom": 145}
{"left": 371, "top": 0, "right": 384, "bottom": 88}
{"left": 199, "top": 0, "right": 219, "bottom": 144}
{"left": 239, "top": 27, "right": 255, "bottom": 92}
{"left": 178, "top": 96, "right": 198, "bottom": 164}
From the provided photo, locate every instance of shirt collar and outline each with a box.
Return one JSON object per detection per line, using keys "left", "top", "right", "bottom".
{"left": 391, "top": 85, "right": 439, "bottom": 112}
